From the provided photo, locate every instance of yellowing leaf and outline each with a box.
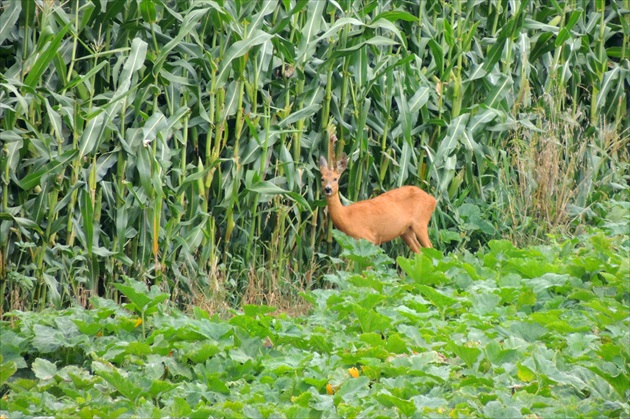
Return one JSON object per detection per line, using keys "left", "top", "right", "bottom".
{"left": 517, "top": 364, "right": 535, "bottom": 382}
{"left": 360, "top": 365, "right": 379, "bottom": 380}
{"left": 326, "top": 383, "right": 335, "bottom": 395}
{"left": 134, "top": 318, "right": 143, "bottom": 328}
{"left": 348, "top": 367, "right": 360, "bottom": 378}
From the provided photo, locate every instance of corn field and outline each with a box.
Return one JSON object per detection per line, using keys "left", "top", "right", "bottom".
{"left": 0, "top": 0, "right": 628, "bottom": 312}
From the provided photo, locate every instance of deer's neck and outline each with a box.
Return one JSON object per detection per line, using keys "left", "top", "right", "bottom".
{"left": 325, "top": 193, "right": 350, "bottom": 232}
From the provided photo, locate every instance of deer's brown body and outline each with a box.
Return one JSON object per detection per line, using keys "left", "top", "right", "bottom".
{"left": 319, "top": 154, "right": 436, "bottom": 253}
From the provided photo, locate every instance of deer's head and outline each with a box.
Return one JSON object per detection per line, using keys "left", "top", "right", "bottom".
{"left": 319, "top": 153, "right": 348, "bottom": 197}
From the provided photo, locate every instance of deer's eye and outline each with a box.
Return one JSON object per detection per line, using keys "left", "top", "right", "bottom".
{"left": 333, "top": 178, "right": 337, "bottom": 181}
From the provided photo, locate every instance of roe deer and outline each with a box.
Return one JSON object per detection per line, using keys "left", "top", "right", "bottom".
{"left": 319, "top": 153, "right": 436, "bottom": 253}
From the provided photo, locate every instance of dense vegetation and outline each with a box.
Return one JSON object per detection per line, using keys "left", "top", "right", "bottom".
{"left": 1, "top": 1, "right": 628, "bottom": 416}
{"left": 1, "top": 218, "right": 629, "bottom": 417}
{"left": 1, "top": 0, "right": 627, "bottom": 311}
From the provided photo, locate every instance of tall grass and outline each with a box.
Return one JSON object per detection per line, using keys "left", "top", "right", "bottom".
{"left": 0, "top": 0, "right": 628, "bottom": 313}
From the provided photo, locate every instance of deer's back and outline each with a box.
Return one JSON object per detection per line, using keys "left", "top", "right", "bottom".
{"left": 345, "top": 186, "right": 435, "bottom": 227}
{"left": 359, "top": 185, "right": 434, "bottom": 211}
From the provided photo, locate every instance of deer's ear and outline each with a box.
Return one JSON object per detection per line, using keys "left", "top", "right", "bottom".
{"left": 336, "top": 153, "right": 348, "bottom": 173}
{"left": 318, "top": 156, "right": 328, "bottom": 171}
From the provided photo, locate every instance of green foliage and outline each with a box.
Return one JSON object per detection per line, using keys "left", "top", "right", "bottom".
{"left": 1, "top": 228, "right": 628, "bottom": 417}
{"left": 0, "top": 0, "right": 628, "bottom": 311}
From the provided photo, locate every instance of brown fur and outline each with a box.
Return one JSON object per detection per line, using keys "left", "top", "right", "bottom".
{"left": 319, "top": 154, "right": 436, "bottom": 253}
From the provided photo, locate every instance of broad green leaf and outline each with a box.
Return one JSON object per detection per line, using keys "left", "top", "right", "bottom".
{"left": 0, "top": 1, "right": 21, "bottom": 46}
{"left": 32, "top": 324, "right": 65, "bottom": 353}
{"left": 482, "top": 401, "right": 522, "bottom": 419}
{"left": 308, "top": 334, "right": 332, "bottom": 354}
{"left": 117, "top": 37, "right": 148, "bottom": 91}
{"left": 136, "top": 146, "right": 154, "bottom": 197}
{"left": 372, "top": 10, "right": 418, "bottom": 23}
{"left": 584, "top": 365, "right": 629, "bottom": 400}
{"left": 0, "top": 358, "right": 17, "bottom": 386}
{"left": 78, "top": 111, "right": 105, "bottom": 158}
{"left": 467, "top": 107, "right": 498, "bottom": 135}
{"left": 606, "top": 46, "right": 626, "bottom": 58}
{"left": 353, "top": 305, "right": 392, "bottom": 333}
{"left": 436, "top": 114, "right": 469, "bottom": 161}
{"left": 249, "top": 0, "right": 276, "bottom": 33}
{"left": 0, "top": 212, "right": 44, "bottom": 234}
{"left": 246, "top": 180, "right": 288, "bottom": 195}
{"left": 217, "top": 30, "right": 273, "bottom": 87}
{"left": 397, "top": 253, "right": 436, "bottom": 283}
{"left": 16, "top": 149, "right": 78, "bottom": 191}
{"left": 334, "top": 230, "right": 394, "bottom": 269}
{"left": 386, "top": 334, "right": 408, "bottom": 354}
{"left": 180, "top": 227, "right": 204, "bottom": 252}
{"left": 485, "top": 341, "right": 519, "bottom": 365}
{"left": 531, "top": 31, "right": 555, "bottom": 62}
{"left": 443, "top": 17, "right": 454, "bottom": 47}
{"left": 316, "top": 17, "right": 363, "bottom": 43}
{"left": 80, "top": 189, "right": 94, "bottom": 255}
{"left": 363, "top": 54, "right": 413, "bottom": 96}
{"left": 139, "top": 0, "right": 157, "bottom": 23}
{"left": 142, "top": 111, "right": 167, "bottom": 144}
{"left": 416, "top": 284, "right": 457, "bottom": 311}
{"left": 446, "top": 342, "right": 481, "bottom": 368}
{"left": 367, "top": 18, "right": 406, "bottom": 48}
{"left": 468, "top": 292, "right": 501, "bottom": 315}
{"left": 484, "top": 74, "right": 514, "bottom": 108}
{"left": 376, "top": 392, "right": 417, "bottom": 416}
{"left": 523, "top": 18, "right": 560, "bottom": 32}
{"left": 278, "top": 104, "right": 321, "bottom": 128}
{"left": 517, "top": 363, "right": 536, "bottom": 382}
{"left": 246, "top": 180, "right": 310, "bottom": 210}
{"left": 365, "top": 36, "right": 399, "bottom": 47}
{"left": 272, "top": 34, "right": 295, "bottom": 61}
{"left": 44, "top": 98, "right": 63, "bottom": 142}
{"left": 94, "top": 152, "right": 118, "bottom": 182}
{"left": 174, "top": 165, "right": 212, "bottom": 196}
{"left": 296, "top": 1, "right": 325, "bottom": 63}
{"left": 555, "top": 10, "right": 582, "bottom": 47}
{"left": 335, "top": 375, "right": 371, "bottom": 401}
{"left": 243, "top": 304, "right": 277, "bottom": 317}
{"left": 230, "top": 315, "right": 271, "bottom": 339}
{"left": 509, "top": 321, "right": 548, "bottom": 342}
{"left": 352, "top": 47, "right": 368, "bottom": 89}
{"left": 466, "top": 62, "right": 487, "bottom": 82}
{"left": 113, "top": 280, "right": 169, "bottom": 313}
{"left": 148, "top": 379, "right": 179, "bottom": 398}
{"left": 93, "top": 363, "right": 145, "bottom": 401}
{"left": 23, "top": 23, "right": 71, "bottom": 87}
{"left": 182, "top": 343, "right": 221, "bottom": 364}
{"left": 170, "top": 397, "right": 193, "bottom": 418}
{"left": 360, "top": 332, "right": 385, "bottom": 347}
{"left": 483, "top": 37, "right": 506, "bottom": 71}
{"left": 32, "top": 358, "right": 57, "bottom": 380}
{"left": 408, "top": 86, "right": 431, "bottom": 113}
{"left": 153, "top": 8, "right": 206, "bottom": 74}
{"left": 92, "top": 246, "right": 124, "bottom": 259}
{"left": 596, "top": 67, "right": 620, "bottom": 110}
{"left": 428, "top": 39, "right": 444, "bottom": 77}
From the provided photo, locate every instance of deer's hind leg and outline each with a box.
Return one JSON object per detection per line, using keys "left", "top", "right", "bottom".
{"left": 401, "top": 229, "right": 421, "bottom": 253}
{"left": 412, "top": 222, "right": 432, "bottom": 249}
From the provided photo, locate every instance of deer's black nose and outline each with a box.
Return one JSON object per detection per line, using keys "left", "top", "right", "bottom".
{"left": 324, "top": 186, "right": 332, "bottom": 194}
